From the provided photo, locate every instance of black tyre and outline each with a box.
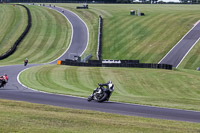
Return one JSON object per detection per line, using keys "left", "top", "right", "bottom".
{"left": 0, "top": 81, "right": 3, "bottom": 88}
{"left": 97, "top": 93, "right": 108, "bottom": 103}
{"left": 87, "top": 96, "right": 93, "bottom": 102}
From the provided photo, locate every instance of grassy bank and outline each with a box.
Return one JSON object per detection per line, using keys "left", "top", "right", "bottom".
{"left": 20, "top": 65, "right": 200, "bottom": 111}
{"left": 0, "top": 5, "right": 71, "bottom": 65}
{"left": 55, "top": 4, "right": 200, "bottom": 69}
{"left": 1, "top": 4, "right": 199, "bottom": 68}
{"left": 0, "top": 4, "right": 27, "bottom": 56}
{"left": 0, "top": 99, "right": 199, "bottom": 132}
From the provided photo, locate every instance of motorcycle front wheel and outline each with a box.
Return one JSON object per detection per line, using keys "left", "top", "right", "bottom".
{"left": 87, "top": 96, "right": 93, "bottom": 102}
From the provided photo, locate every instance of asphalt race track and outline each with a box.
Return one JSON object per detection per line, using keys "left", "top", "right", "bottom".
{"left": 47, "top": 5, "right": 89, "bottom": 62}
{"left": 0, "top": 5, "right": 200, "bottom": 123}
{"left": 159, "top": 21, "right": 200, "bottom": 68}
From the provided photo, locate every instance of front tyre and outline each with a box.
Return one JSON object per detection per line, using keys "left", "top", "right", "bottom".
{"left": 87, "top": 96, "right": 93, "bottom": 102}
{"left": 0, "top": 81, "right": 3, "bottom": 88}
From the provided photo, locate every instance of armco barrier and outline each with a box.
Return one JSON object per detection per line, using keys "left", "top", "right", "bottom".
{"left": 0, "top": 4, "right": 31, "bottom": 60}
{"left": 61, "top": 59, "right": 172, "bottom": 70}
{"left": 97, "top": 16, "right": 103, "bottom": 60}
{"left": 88, "top": 60, "right": 140, "bottom": 64}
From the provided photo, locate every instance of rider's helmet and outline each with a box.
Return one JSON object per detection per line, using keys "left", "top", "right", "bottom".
{"left": 108, "top": 81, "right": 112, "bottom": 84}
{"left": 4, "top": 74, "right": 7, "bottom": 76}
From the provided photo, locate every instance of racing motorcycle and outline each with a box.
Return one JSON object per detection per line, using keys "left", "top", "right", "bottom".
{"left": 0, "top": 78, "right": 7, "bottom": 88}
{"left": 87, "top": 84, "right": 114, "bottom": 102}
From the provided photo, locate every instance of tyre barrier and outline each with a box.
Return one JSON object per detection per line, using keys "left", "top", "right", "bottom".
{"left": 59, "top": 59, "right": 172, "bottom": 70}
{"left": 0, "top": 4, "right": 31, "bottom": 60}
{"left": 97, "top": 15, "right": 103, "bottom": 60}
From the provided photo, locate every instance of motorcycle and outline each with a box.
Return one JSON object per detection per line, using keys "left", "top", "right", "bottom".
{"left": 0, "top": 78, "right": 7, "bottom": 88}
{"left": 87, "top": 84, "right": 114, "bottom": 102}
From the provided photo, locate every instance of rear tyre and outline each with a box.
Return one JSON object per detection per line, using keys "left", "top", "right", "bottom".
{"left": 97, "top": 93, "right": 108, "bottom": 103}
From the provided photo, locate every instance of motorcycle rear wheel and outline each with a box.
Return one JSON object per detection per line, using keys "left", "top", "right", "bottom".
{"left": 97, "top": 93, "right": 108, "bottom": 103}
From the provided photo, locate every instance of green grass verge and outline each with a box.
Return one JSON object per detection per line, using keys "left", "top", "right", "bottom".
{"left": 20, "top": 65, "right": 200, "bottom": 111}
{"left": 179, "top": 40, "right": 200, "bottom": 70}
{"left": 0, "top": 99, "right": 200, "bottom": 132}
{"left": 0, "top": 4, "right": 27, "bottom": 56}
{"left": 0, "top": 5, "right": 71, "bottom": 65}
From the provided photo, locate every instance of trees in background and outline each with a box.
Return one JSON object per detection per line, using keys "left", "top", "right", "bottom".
{"left": 5, "top": 0, "right": 200, "bottom": 3}
{"left": 117, "top": 0, "right": 200, "bottom": 3}
{"left": 179, "top": 0, "right": 200, "bottom": 3}
{"left": 116, "top": 0, "right": 158, "bottom": 3}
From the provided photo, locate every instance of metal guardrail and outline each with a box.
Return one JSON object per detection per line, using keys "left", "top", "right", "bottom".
{"left": 60, "top": 59, "right": 172, "bottom": 70}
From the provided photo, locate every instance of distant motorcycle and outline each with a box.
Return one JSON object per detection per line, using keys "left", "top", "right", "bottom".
{"left": 88, "top": 83, "right": 114, "bottom": 102}
{"left": 0, "top": 78, "right": 7, "bottom": 88}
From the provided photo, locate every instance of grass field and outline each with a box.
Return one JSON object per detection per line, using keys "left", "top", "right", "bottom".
{"left": 20, "top": 65, "right": 200, "bottom": 111}
{"left": 1, "top": 4, "right": 199, "bottom": 68}
{"left": 2, "top": 3, "right": 200, "bottom": 131}
{"left": 0, "top": 99, "right": 200, "bottom": 132}
{"left": 0, "top": 5, "right": 71, "bottom": 65}
{"left": 56, "top": 4, "right": 200, "bottom": 69}
{"left": 0, "top": 4, "right": 27, "bottom": 56}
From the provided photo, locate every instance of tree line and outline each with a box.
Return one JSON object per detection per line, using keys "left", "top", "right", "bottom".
{"left": 116, "top": 0, "right": 200, "bottom": 3}
{"left": 4, "top": 0, "right": 200, "bottom": 4}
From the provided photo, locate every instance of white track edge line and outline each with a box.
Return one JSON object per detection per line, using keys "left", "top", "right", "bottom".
{"left": 16, "top": 67, "right": 200, "bottom": 113}
{"left": 17, "top": 68, "right": 87, "bottom": 99}
{"left": 17, "top": 5, "right": 90, "bottom": 99}
{"left": 17, "top": 68, "right": 200, "bottom": 113}
{"left": 176, "top": 37, "right": 200, "bottom": 68}
{"left": 158, "top": 21, "right": 200, "bottom": 64}
{"left": 50, "top": 6, "right": 89, "bottom": 63}
{"left": 15, "top": 4, "right": 200, "bottom": 114}
{"left": 47, "top": 7, "right": 74, "bottom": 64}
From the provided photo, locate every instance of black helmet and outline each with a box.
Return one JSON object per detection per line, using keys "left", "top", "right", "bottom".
{"left": 4, "top": 74, "right": 7, "bottom": 76}
{"left": 108, "top": 81, "right": 112, "bottom": 84}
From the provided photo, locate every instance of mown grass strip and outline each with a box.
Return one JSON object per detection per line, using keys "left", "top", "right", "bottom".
{"left": 0, "top": 4, "right": 27, "bottom": 56}
{"left": 20, "top": 65, "right": 200, "bottom": 111}
{"left": 56, "top": 4, "right": 200, "bottom": 68}
{"left": 0, "top": 5, "right": 70, "bottom": 65}
{"left": 0, "top": 99, "right": 200, "bottom": 133}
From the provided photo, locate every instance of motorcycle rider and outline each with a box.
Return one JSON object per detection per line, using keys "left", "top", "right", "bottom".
{"left": 0, "top": 74, "right": 8, "bottom": 87}
{"left": 24, "top": 58, "right": 28, "bottom": 66}
{"left": 90, "top": 81, "right": 114, "bottom": 101}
